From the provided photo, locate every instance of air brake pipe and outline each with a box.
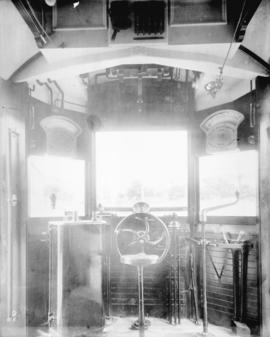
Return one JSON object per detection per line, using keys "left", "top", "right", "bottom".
{"left": 178, "top": 238, "right": 181, "bottom": 324}
{"left": 196, "top": 191, "right": 240, "bottom": 337}
{"left": 54, "top": 99, "right": 86, "bottom": 109}
{"left": 47, "top": 78, "right": 64, "bottom": 110}
{"left": 28, "top": 84, "right": 35, "bottom": 96}
{"left": 36, "top": 80, "right": 53, "bottom": 107}
{"left": 174, "top": 232, "right": 178, "bottom": 324}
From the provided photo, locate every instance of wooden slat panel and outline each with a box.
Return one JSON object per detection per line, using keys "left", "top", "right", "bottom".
{"left": 199, "top": 232, "right": 259, "bottom": 330}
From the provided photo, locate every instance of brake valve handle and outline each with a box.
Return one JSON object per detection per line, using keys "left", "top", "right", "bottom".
{"left": 200, "top": 190, "right": 240, "bottom": 223}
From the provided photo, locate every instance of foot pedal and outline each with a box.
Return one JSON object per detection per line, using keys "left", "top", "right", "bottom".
{"left": 131, "top": 319, "right": 151, "bottom": 330}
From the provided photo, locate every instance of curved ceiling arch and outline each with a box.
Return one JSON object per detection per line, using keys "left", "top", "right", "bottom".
{"left": 11, "top": 45, "right": 269, "bottom": 84}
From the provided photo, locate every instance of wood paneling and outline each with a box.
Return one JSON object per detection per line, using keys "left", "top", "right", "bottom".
{"left": 196, "top": 232, "right": 259, "bottom": 333}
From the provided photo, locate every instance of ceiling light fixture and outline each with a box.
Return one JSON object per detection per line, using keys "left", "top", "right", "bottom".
{"left": 205, "top": 0, "right": 247, "bottom": 98}
{"left": 45, "top": 0, "right": 56, "bottom": 6}
{"left": 204, "top": 71, "right": 223, "bottom": 98}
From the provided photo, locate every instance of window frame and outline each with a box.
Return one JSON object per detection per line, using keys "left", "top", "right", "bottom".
{"left": 198, "top": 149, "right": 259, "bottom": 224}
{"left": 27, "top": 155, "right": 86, "bottom": 219}
{"left": 94, "top": 129, "right": 190, "bottom": 215}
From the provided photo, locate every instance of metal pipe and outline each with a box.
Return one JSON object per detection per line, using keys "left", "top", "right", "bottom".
{"left": 200, "top": 191, "right": 240, "bottom": 222}
{"left": 48, "top": 226, "right": 53, "bottom": 327}
{"left": 16, "top": 0, "right": 49, "bottom": 46}
{"left": 28, "top": 84, "right": 35, "bottom": 96}
{"left": 169, "top": 263, "right": 172, "bottom": 324}
{"left": 86, "top": 115, "right": 101, "bottom": 220}
{"left": 56, "top": 226, "right": 63, "bottom": 332}
{"left": 108, "top": 224, "right": 113, "bottom": 318}
{"left": 240, "top": 243, "right": 249, "bottom": 323}
{"left": 47, "top": 78, "right": 64, "bottom": 110}
{"left": 36, "top": 80, "right": 53, "bottom": 106}
{"left": 256, "top": 240, "right": 262, "bottom": 333}
{"left": 90, "top": 130, "right": 97, "bottom": 220}
{"left": 107, "top": 254, "right": 111, "bottom": 317}
{"left": 201, "top": 221, "right": 208, "bottom": 334}
{"left": 190, "top": 243, "right": 199, "bottom": 324}
{"left": 232, "top": 249, "right": 241, "bottom": 322}
{"left": 25, "top": 0, "right": 51, "bottom": 42}
{"left": 138, "top": 266, "right": 145, "bottom": 327}
{"left": 54, "top": 99, "right": 86, "bottom": 108}
{"left": 178, "top": 236, "right": 181, "bottom": 324}
{"left": 173, "top": 231, "right": 177, "bottom": 324}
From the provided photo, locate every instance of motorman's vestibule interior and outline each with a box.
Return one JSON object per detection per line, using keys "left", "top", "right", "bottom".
{"left": 1, "top": 0, "right": 270, "bottom": 336}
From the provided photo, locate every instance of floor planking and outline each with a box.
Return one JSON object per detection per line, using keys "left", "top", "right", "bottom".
{"left": 23, "top": 317, "right": 239, "bottom": 337}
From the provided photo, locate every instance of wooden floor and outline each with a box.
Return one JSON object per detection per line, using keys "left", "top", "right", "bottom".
{"left": 25, "top": 317, "right": 237, "bottom": 337}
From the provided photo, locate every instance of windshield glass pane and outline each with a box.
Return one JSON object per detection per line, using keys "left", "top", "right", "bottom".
{"left": 96, "top": 130, "right": 188, "bottom": 213}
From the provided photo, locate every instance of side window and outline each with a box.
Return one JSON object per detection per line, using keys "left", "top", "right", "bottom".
{"left": 199, "top": 150, "right": 258, "bottom": 216}
{"left": 28, "top": 155, "right": 85, "bottom": 217}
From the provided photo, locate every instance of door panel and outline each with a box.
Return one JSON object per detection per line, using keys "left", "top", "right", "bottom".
{"left": 0, "top": 109, "right": 26, "bottom": 337}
